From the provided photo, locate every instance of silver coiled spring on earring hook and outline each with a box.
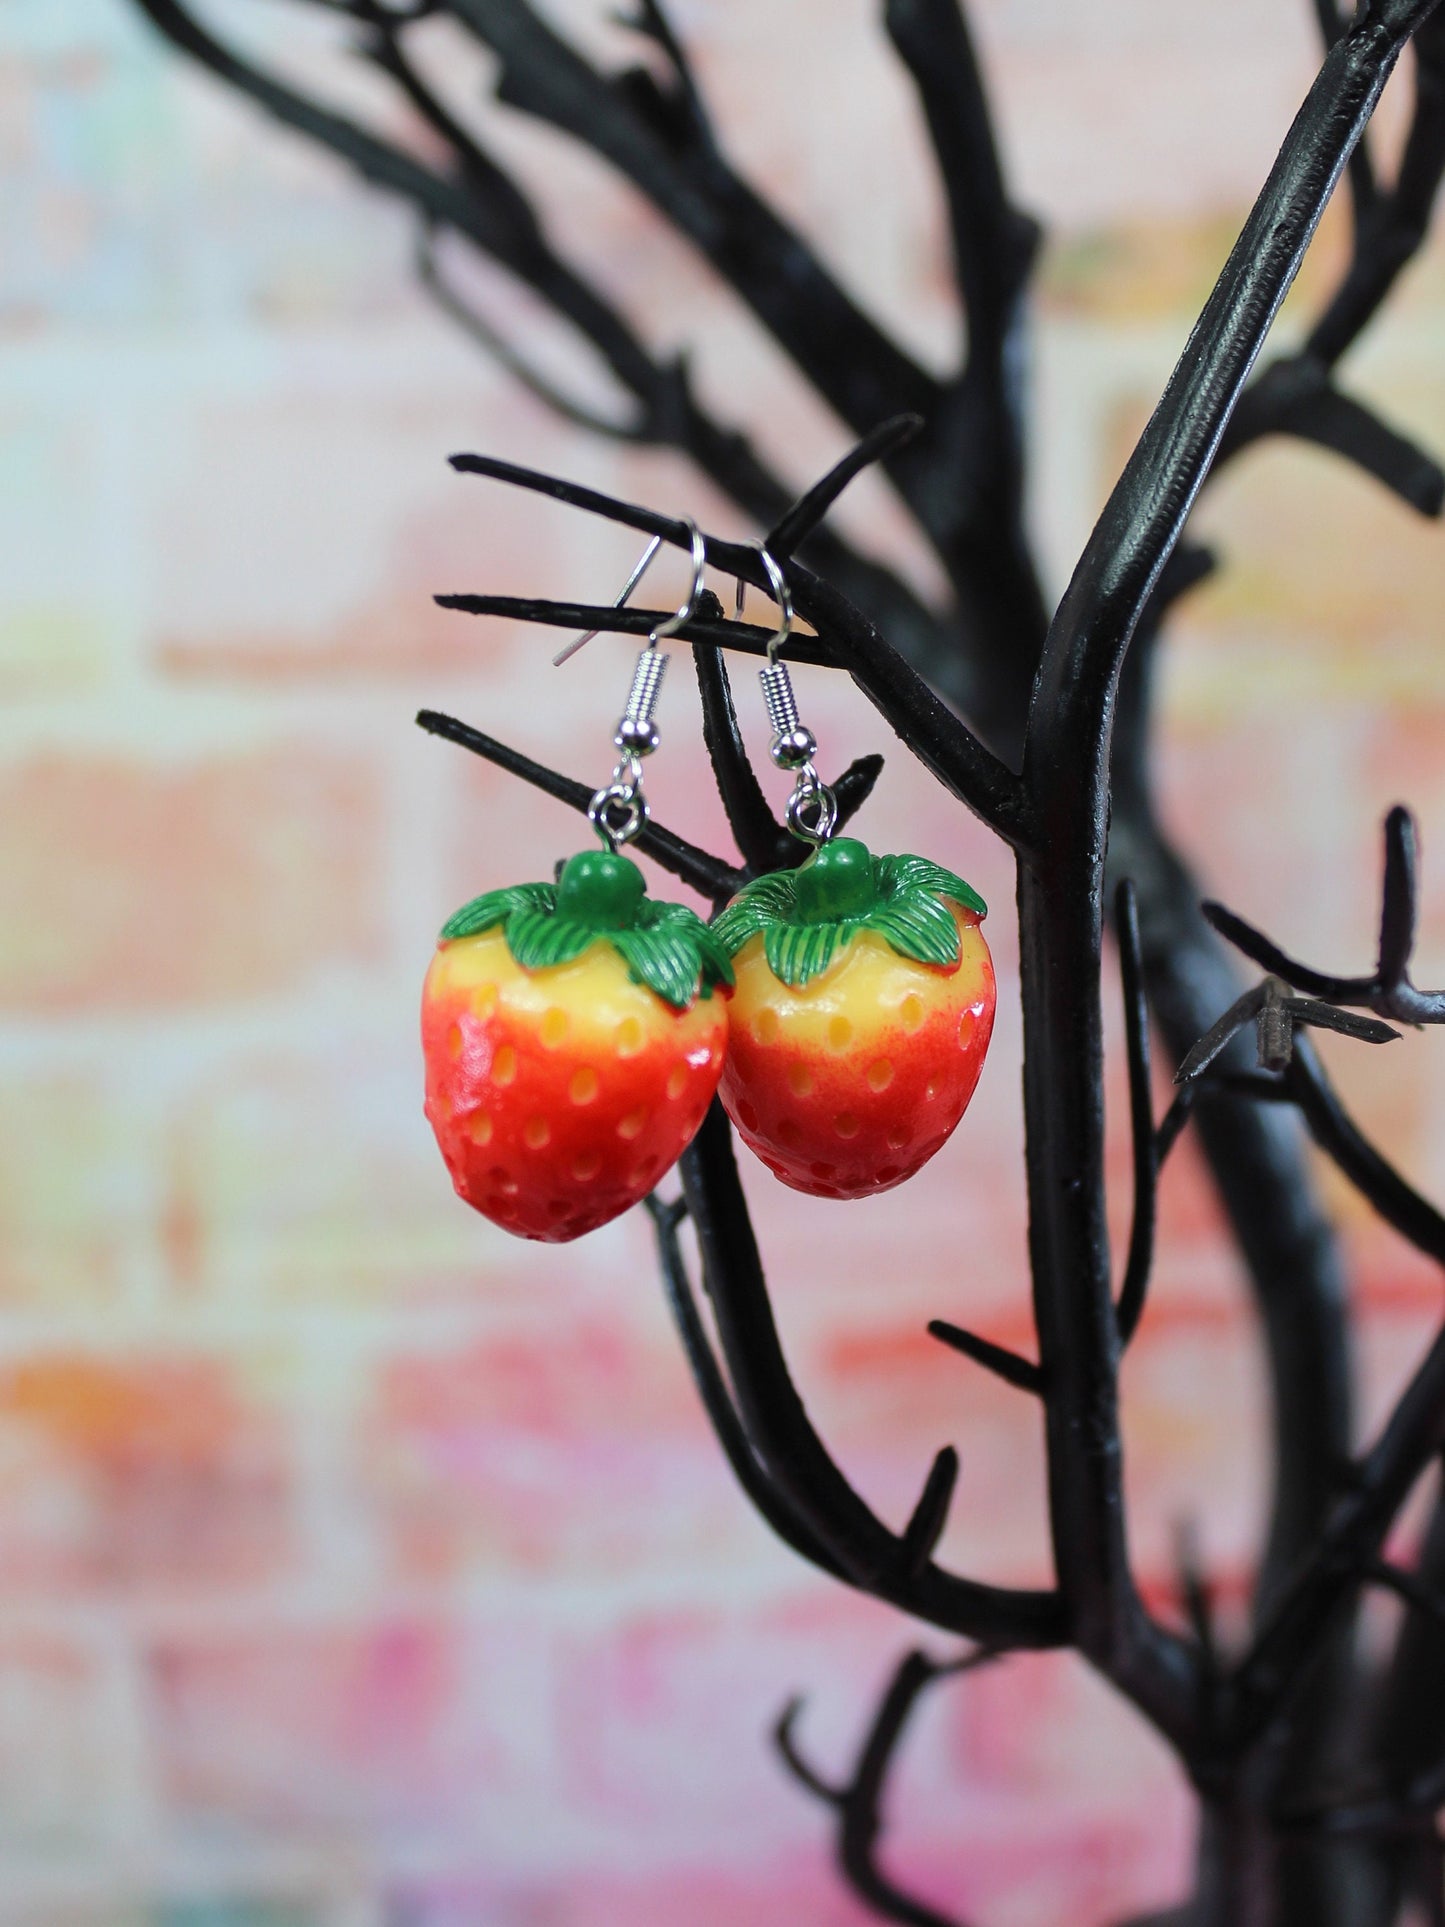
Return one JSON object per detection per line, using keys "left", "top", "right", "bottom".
{"left": 740, "top": 543, "right": 837, "bottom": 846}
{"left": 561, "top": 520, "right": 707, "bottom": 852}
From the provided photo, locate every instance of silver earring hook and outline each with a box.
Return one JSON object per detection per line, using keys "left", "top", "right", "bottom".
{"left": 646, "top": 518, "right": 707, "bottom": 645}
{"left": 553, "top": 533, "right": 663, "bottom": 666}
{"left": 576, "top": 518, "right": 707, "bottom": 852}
{"left": 734, "top": 540, "right": 793, "bottom": 664}
{"left": 553, "top": 518, "right": 707, "bottom": 666}
{"left": 742, "top": 540, "right": 834, "bottom": 845}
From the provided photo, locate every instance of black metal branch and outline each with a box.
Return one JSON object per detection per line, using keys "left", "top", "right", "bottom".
{"left": 643, "top": 1192, "right": 844, "bottom": 1578}
{"left": 1375, "top": 1494, "right": 1445, "bottom": 1895}
{"left": 880, "top": 0, "right": 1048, "bottom": 694}
{"left": 927, "top": 1320, "right": 1044, "bottom": 1397}
{"left": 133, "top": 0, "right": 950, "bottom": 666}
{"left": 1231, "top": 1306, "right": 1445, "bottom": 1751}
{"left": 415, "top": 226, "right": 639, "bottom": 439}
{"left": 687, "top": 655, "right": 880, "bottom": 871}
{"left": 614, "top": 0, "right": 715, "bottom": 155}
{"left": 1032, "top": 0, "right": 1442, "bottom": 768}
{"left": 449, "top": 0, "right": 945, "bottom": 440}
{"left": 766, "top": 414, "right": 924, "bottom": 561}
{"left": 440, "top": 454, "right": 1037, "bottom": 845}
{"left": 1204, "top": 807, "right": 1445, "bottom": 1022}
{"left": 437, "top": 593, "right": 834, "bottom": 666}
{"left": 882, "top": 0, "right": 1037, "bottom": 371}
{"left": 1364, "top": 1556, "right": 1445, "bottom": 1628}
{"left": 1177, "top": 1520, "right": 1220, "bottom": 1680}
{"left": 1215, "top": 355, "right": 1444, "bottom": 514}
{"left": 1116, "top": 879, "right": 1158, "bottom": 1348}
{"left": 1285, "top": 1043, "right": 1445, "bottom": 1265}
{"left": 1308, "top": 14, "right": 1445, "bottom": 365}
{"left": 679, "top": 1103, "right": 1065, "bottom": 1647}
{"left": 1208, "top": 18, "right": 1445, "bottom": 502}
{"left": 1005, "top": 12, "right": 1440, "bottom": 1766}
{"left": 1153, "top": 1083, "right": 1198, "bottom": 1165}
{"left": 1313, "top": 0, "right": 1381, "bottom": 207}
{"left": 776, "top": 1647, "right": 998, "bottom": 1927}
{"left": 1420, "top": 1829, "right": 1445, "bottom": 1927}
{"left": 899, "top": 1448, "right": 961, "bottom": 1580}
{"left": 832, "top": 754, "right": 886, "bottom": 834}
{"left": 690, "top": 635, "right": 783, "bottom": 877}
{"left": 1175, "top": 977, "right": 1399, "bottom": 1084}
{"left": 1380, "top": 802, "right": 1420, "bottom": 989}
{"left": 413, "top": 708, "right": 741, "bottom": 899}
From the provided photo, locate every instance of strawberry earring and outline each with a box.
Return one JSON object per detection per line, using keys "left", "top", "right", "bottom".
{"left": 421, "top": 524, "right": 732, "bottom": 1243}
{"left": 713, "top": 545, "right": 997, "bottom": 1200}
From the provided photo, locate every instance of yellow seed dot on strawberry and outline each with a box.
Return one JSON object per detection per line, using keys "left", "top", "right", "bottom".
{"left": 828, "top": 1016, "right": 852, "bottom": 1050}
{"left": 754, "top": 1008, "right": 780, "bottom": 1045}
{"left": 901, "top": 994, "right": 925, "bottom": 1031}
{"left": 467, "top": 1111, "right": 492, "bottom": 1145}
{"left": 492, "top": 1044, "right": 517, "bottom": 1085}
{"left": 666, "top": 1065, "right": 687, "bottom": 1100}
{"left": 540, "top": 1007, "right": 569, "bottom": 1048}
{"left": 615, "top": 1017, "right": 645, "bottom": 1056}
{"left": 866, "top": 1058, "right": 894, "bottom": 1091}
{"left": 618, "top": 1107, "right": 647, "bottom": 1140}
{"left": 523, "top": 1117, "right": 551, "bottom": 1150}
{"left": 787, "top": 1062, "right": 813, "bottom": 1097}
{"left": 569, "top": 1066, "right": 599, "bottom": 1105}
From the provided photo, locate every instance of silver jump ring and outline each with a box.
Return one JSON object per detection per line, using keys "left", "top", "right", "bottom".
{"left": 588, "top": 779, "right": 648, "bottom": 852}
{"left": 786, "top": 778, "right": 837, "bottom": 846}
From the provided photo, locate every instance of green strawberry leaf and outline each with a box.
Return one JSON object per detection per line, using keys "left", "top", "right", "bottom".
{"left": 763, "top": 919, "right": 841, "bottom": 988}
{"left": 440, "top": 882, "right": 553, "bottom": 941}
{"left": 871, "top": 893, "right": 963, "bottom": 967}
{"left": 642, "top": 900, "right": 735, "bottom": 993}
{"left": 613, "top": 926, "right": 699, "bottom": 1010}
{"left": 505, "top": 908, "right": 600, "bottom": 972}
{"left": 878, "top": 854, "right": 987, "bottom": 919}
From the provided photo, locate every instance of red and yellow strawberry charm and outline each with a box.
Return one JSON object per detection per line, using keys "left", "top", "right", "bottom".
{"left": 423, "top": 849, "right": 732, "bottom": 1241}
{"left": 712, "top": 837, "right": 995, "bottom": 1199}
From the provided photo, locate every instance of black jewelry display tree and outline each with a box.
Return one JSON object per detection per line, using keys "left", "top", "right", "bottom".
{"left": 126, "top": 2, "right": 1445, "bottom": 1920}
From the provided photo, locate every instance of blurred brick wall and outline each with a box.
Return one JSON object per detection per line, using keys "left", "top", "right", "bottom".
{"left": 3, "top": 1, "right": 1444, "bottom": 1922}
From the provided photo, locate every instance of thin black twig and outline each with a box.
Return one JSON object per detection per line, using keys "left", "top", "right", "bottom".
{"left": 927, "top": 1320, "right": 1044, "bottom": 1396}
{"left": 899, "top": 1448, "right": 961, "bottom": 1580}
{"left": 414, "top": 708, "right": 741, "bottom": 899}
{"left": 690, "top": 636, "right": 784, "bottom": 877}
{"left": 643, "top": 1193, "right": 844, "bottom": 1577}
{"left": 1116, "top": 879, "right": 1158, "bottom": 1347}
{"left": 1204, "top": 807, "right": 1445, "bottom": 1023}
{"left": 1364, "top": 1557, "right": 1445, "bottom": 1629}
{"left": 766, "top": 414, "right": 924, "bottom": 561}
{"left": 776, "top": 1647, "right": 999, "bottom": 1927}
{"left": 679, "top": 1104, "right": 1064, "bottom": 1645}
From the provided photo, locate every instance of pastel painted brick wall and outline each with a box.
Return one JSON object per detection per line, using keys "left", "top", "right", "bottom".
{"left": 3, "top": 2, "right": 1444, "bottom": 1923}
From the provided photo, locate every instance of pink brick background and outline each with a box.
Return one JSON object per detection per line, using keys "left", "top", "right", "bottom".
{"left": 4, "top": 2, "right": 1445, "bottom": 1921}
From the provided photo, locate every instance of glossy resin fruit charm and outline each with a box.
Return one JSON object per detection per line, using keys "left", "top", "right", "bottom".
{"left": 423, "top": 849, "right": 732, "bottom": 1242}
{"left": 712, "top": 838, "right": 995, "bottom": 1199}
